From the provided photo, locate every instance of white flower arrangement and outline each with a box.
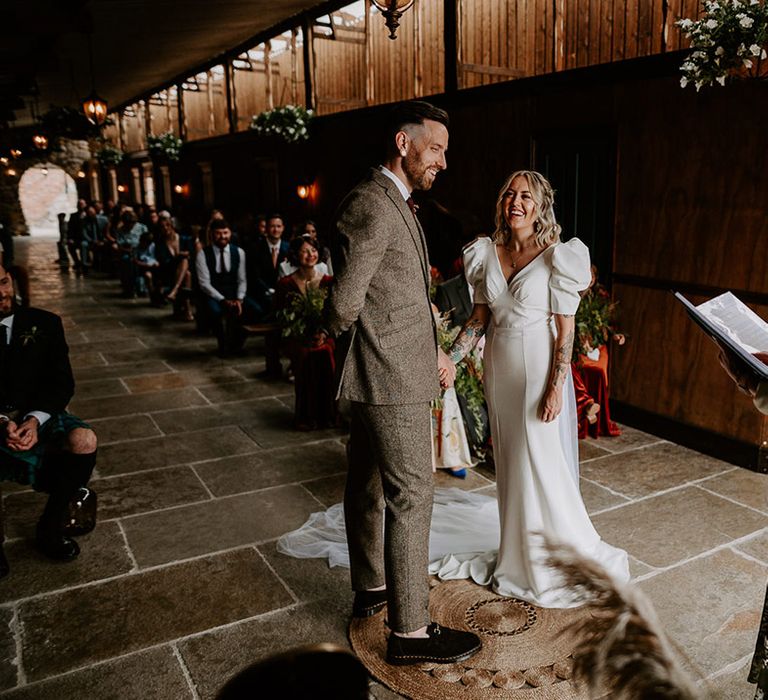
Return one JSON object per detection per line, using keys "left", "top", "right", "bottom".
{"left": 250, "top": 105, "right": 313, "bottom": 144}
{"left": 147, "top": 132, "right": 183, "bottom": 161}
{"left": 677, "top": 0, "right": 768, "bottom": 90}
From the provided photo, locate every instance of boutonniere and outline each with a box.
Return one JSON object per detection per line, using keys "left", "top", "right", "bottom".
{"left": 19, "top": 326, "right": 41, "bottom": 347}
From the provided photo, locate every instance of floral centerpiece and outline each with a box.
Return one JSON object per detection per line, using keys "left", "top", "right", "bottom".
{"left": 96, "top": 143, "right": 125, "bottom": 167}
{"left": 574, "top": 284, "right": 623, "bottom": 362}
{"left": 147, "top": 131, "right": 183, "bottom": 161}
{"left": 250, "top": 105, "right": 313, "bottom": 143}
{"left": 276, "top": 286, "right": 328, "bottom": 343}
{"left": 677, "top": 0, "right": 768, "bottom": 90}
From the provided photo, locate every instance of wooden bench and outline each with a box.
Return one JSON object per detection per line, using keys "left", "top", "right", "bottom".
{"left": 242, "top": 322, "right": 282, "bottom": 377}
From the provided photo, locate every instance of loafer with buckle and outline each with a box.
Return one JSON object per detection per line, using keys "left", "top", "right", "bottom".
{"left": 352, "top": 589, "right": 388, "bottom": 618}
{"left": 386, "top": 622, "right": 481, "bottom": 665}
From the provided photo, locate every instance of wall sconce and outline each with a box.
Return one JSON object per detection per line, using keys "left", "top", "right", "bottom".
{"left": 297, "top": 184, "right": 311, "bottom": 200}
{"left": 0, "top": 157, "right": 8, "bottom": 167}
{"left": 6, "top": 168, "right": 17, "bottom": 177}
{"left": 82, "top": 92, "right": 109, "bottom": 126}
{"left": 9, "top": 149, "right": 21, "bottom": 159}
{"left": 77, "top": 170, "right": 86, "bottom": 179}
{"left": 370, "top": 0, "right": 415, "bottom": 39}
{"left": 173, "top": 184, "right": 190, "bottom": 196}
{"left": 32, "top": 134, "right": 49, "bottom": 150}
{"left": 117, "top": 184, "right": 127, "bottom": 193}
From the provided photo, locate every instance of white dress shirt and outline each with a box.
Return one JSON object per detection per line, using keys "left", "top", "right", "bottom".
{"left": 379, "top": 165, "right": 411, "bottom": 201}
{"left": 0, "top": 315, "right": 50, "bottom": 427}
{"left": 195, "top": 245, "right": 248, "bottom": 302}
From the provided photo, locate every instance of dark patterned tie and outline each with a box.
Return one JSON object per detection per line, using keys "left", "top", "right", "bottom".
{"left": 219, "top": 246, "right": 227, "bottom": 273}
{"left": 406, "top": 197, "right": 419, "bottom": 217}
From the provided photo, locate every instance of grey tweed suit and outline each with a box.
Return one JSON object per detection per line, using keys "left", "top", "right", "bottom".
{"left": 327, "top": 168, "right": 439, "bottom": 632}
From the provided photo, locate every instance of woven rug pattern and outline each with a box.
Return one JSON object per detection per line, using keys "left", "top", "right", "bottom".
{"left": 350, "top": 579, "right": 592, "bottom": 699}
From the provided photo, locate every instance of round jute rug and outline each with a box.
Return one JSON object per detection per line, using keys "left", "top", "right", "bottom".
{"left": 349, "top": 579, "right": 594, "bottom": 699}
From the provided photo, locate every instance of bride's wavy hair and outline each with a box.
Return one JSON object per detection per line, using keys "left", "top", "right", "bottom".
{"left": 492, "top": 170, "right": 562, "bottom": 249}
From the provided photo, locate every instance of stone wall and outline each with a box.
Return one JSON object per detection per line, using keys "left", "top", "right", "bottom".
{"left": 0, "top": 138, "right": 90, "bottom": 235}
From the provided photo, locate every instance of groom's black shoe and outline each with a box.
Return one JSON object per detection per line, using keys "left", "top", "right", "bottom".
{"left": 386, "top": 623, "right": 482, "bottom": 665}
{"left": 352, "top": 589, "right": 388, "bottom": 618}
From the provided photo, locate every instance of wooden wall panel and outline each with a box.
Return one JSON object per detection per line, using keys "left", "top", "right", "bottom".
{"left": 122, "top": 107, "right": 145, "bottom": 153}
{"left": 148, "top": 90, "right": 178, "bottom": 137}
{"left": 184, "top": 71, "right": 228, "bottom": 142}
{"left": 611, "top": 284, "right": 765, "bottom": 443}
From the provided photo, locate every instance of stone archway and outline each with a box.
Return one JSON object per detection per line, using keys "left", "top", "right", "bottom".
{"left": 18, "top": 164, "right": 78, "bottom": 236}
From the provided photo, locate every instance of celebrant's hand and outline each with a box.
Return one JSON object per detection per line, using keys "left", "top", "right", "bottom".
{"left": 717, "top": 345, "right": 758, "bottom": 397}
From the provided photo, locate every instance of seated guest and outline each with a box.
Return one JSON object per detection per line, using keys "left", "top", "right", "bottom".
{"left": 113, "top": 209, "right": 148, "bottom": 297}
{"left": 196, "top": 219, "right": 259, "bottom": 356}
{"left": 133, "top": 232, "right": 160, "bottom": 299}
{"left": 154, "top": 218, "right": 193, "bottom": 320}
{"left": 0, "top": 263, "right": 98, "bottom": 575}
{"left": 66, "top": 199, "right": 87, "bottom": 272}
{"left": 81, "top": 204, "right": 111, "bottom": 272}
{"left": 277, "top": 233, "right": 331, "bottom": 280}
{"left": 246, "top": 214, "right": 289, "bottom": 316}
{"left": 274, "top": 236, "right": 336, "bottom": 430}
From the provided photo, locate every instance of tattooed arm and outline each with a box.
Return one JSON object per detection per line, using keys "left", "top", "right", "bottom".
{"left": 448, "top": 304, "right": 491, "bottom": 364}
{"left": 540, "top": 314, "right": 575, "bottom": 423}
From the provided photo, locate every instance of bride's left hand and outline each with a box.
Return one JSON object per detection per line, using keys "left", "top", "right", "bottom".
{"left": 539, "top": 387, "right": 562, "bottom": 422}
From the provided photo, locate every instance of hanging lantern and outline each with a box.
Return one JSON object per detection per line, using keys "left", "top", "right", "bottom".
{"left": 370, "top": 0, "right": 415, "bottom": 40}
{"left": 82, "top": 92, "right": 109, "bottom": 126}
{"left": 32, "top": 134, "right": 49, "bottom": 150}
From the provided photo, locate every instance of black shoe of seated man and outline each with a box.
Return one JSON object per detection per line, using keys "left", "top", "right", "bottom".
{"left": 63, "top": 488, "right": 97, "bottom": 537}
{"left": 352, "top": 589, "right": 388, "bottom": 618}
{"left": 35, "top": 521, "right": 80, "bottom": 561}
{"left": 386, "top": 623, "right": 482, "bottom": 666}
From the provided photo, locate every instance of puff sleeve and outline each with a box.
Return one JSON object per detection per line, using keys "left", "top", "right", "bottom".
{"left": 549, "top": 238, "right": 591, "bottom": 315}
{"left": 462, "top": 237, "right": 495, "bottom": 305}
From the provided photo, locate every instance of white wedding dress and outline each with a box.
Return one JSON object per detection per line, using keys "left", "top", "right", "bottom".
{"left": 277, "top": 236, "right": 629, "bottom": 608}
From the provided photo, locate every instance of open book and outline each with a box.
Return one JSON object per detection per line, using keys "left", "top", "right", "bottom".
{"left": 674, "top": 291, "right": 768, "bottom": 381}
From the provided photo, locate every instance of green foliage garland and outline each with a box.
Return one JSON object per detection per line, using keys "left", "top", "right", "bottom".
{"left": 250, "top": 105, "right": 313, "bottom": 143}
{"left": 677, "top": 0, "right": 768, "bottom": 90}
{"left": 147, "top": 131, "right": 183, "bottom": 161}
{"left": 574, "top": 285, "right": 621, "bottom": 361}
{"left": 96, "top": 143, "right": 125, "bottom": 167}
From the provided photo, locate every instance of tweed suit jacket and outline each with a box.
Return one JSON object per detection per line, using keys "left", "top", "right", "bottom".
{"left": 327, "top": 168, "right": 439, "bottom": 405}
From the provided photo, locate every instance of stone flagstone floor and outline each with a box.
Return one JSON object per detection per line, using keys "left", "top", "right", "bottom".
{"left": 0, "top": 237, "right": 765, "bottom": 699}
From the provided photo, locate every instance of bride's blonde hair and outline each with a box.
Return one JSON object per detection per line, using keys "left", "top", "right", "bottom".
{"left": 492, "top": 170, "right": 562, "bottom": 249}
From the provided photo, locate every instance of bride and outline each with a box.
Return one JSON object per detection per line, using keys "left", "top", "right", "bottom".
{"left": 441, "top": 169, "right": 629, "bottom": 606}
{"left": 278, "top": 170, "right": 629, "bottom": 609}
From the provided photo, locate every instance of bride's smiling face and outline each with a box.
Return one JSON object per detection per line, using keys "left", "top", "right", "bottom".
{"left": 503, "top": 176, "right": 538, "bottom": 232}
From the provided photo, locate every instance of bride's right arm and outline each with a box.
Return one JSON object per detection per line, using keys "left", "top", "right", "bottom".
{"left": 448, "top": 304, "right": 491, "bottom": 364}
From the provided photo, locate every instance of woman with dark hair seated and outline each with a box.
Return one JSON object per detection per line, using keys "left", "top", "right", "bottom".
{"left": 274, "top": 236, "right": 337, "bottom": 430}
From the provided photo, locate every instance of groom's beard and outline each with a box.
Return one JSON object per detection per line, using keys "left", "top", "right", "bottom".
{"left": 403, "top": 154, "right": 438, "bottom": 192}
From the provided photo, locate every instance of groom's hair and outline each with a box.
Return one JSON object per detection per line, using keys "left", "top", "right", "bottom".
{"left": 385, "top": 101, "right": 449, "bottom": 155}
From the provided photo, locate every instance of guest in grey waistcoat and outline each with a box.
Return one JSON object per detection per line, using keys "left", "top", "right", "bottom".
{"left": 324, "top": 101, "right": 481, "bottom": 666}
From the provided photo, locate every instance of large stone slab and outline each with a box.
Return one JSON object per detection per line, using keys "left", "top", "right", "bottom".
{"left": 197, "top": 380, "right": 290, "bottom": 404}
{"left": 19, "top": 548, "right": 293, "bottom": 682}
{"left": 73, "top": 378, "right": 129, "bottom": 401}
{"left": 178, "top": 596, "right": 350, "bottom": 700}
{"left": 149, "top": 399, "right": 282, "bottom": 435}
{"left": 241, "top": 401, "right": 344, "bottom": 449}
{"left": 592, "top": 487, "right": 768, "bottom": 568}
{"left": 122, "top": 373, "right": 190, "bottom": 393}
{"left": 580, "top": 478, "right": 630, "bottom": 514}
{"left": 193, "top": 440, "right": 347, "bottom": 496}
{"left": 86, "top": 414, "right": 162, "bottom": 444}
{"left": 639, "top": 549, "right": 767, "bottom": 677}
{"left": 96, "top": 426, "right": 259, "bottom": 477}
{"left": 121, "top": 485, "right": 321, "bottom": 567}
{"left": 70, "top": 388, "right": 209, "bottom": 421}
{"left": 581, "top": 443, "right": 731, "bottom": 499}
{"left": 73, "top": 360, "right": 171, "bottom": 381}
{"left": 0, "top": 608, "right": 17, "bottom": 691}
{"left": 700, "top": 468, "right": 768, "bottom": 515}
{"left": 0, "top": 647, "right": 193, "bottom": 700}
{"left": 587, "top": 425, "right": 665, "bottom": 453}
{"left": 0, "top": 522, "right": 133, "bottom": 603}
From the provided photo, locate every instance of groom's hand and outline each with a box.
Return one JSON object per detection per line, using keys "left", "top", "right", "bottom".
{"left": 437, "top": 349, "right": 456, "bottom": 389}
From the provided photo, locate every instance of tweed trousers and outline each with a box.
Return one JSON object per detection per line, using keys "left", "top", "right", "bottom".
{"left": 344, "top": 401, "right": 434, "bottom": 633}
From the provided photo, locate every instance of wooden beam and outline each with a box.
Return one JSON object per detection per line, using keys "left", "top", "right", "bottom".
{"left": 142, "top": 99, "right": 150, "bottom": 146}
{"left": 364, "top": 0, "right": 374, "bottom": 106}
{"left": 177, "top": 84, "right": 187, "bottom": 141}
{"left": 165, "top": 89, "right": 172, "bottom": 133}
{"left": 448, "top": 0, "right": 461, "bottom": 91}
{"left": 290, "top": 28, "right": 299, "bottom": 105}
{"left": 414, "top": 0, "right": 423, "bottom": 98}
{"left": 461, "top": 62, "right": 526, "bottom": 78}
{"left": 206, "top": 71, "right": 215, "bottom": 136}
{"left": 225, "top": 59, "right": 236, "bottom": 134}
{"left": 265, "top": 41, "right": 274, "bottom": 110}
{"left": 554, "top": 0, "right": 565, "bottom": 72}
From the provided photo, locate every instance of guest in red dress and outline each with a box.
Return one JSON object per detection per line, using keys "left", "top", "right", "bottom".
{"left": 274, "top": 237, "right": 337, "bottom": 430}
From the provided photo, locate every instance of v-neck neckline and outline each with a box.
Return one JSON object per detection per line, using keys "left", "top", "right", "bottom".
{"left": 493, "top": 243, "right": 549, "bottom": 286}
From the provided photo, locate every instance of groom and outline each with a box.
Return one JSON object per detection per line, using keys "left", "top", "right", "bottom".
{"left": 324, "top": 101, "right": 481, "bottom": 665}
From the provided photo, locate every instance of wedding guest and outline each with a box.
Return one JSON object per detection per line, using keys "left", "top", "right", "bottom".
{"left": 113, "top": 209, "right": 148, "bottom": 297}
{"left": 246, "top": 213, "right": 289, "bottom": 318}
{"left": 154, "top": 218, "right": 193, "bottom": 320}
{"left": 133, "top": 232, "right": 159, "bottom": 299}
{"left": 81, "top": 205, "right": 111, "bottom": 272}
{"left": 274, "top": 236, "right": 336, "bottom": 430}
{"left": 66, "top": 199, "right": 87, "bottom": 272}
{"left": 717, "top": 345, "right": 768, "bottom": 700}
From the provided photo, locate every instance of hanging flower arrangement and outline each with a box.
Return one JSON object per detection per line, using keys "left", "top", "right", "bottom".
{"left": 96, "top": 143, "right": 125, "bottom": 167}
{"left": 677, "top": 0, "right": 768, "bottom": 90}
{"left": 250, "top": 105, "right": 313, "bottom": 143}
{"left": 147, "top": 131, "right": 183, "bottom": 161}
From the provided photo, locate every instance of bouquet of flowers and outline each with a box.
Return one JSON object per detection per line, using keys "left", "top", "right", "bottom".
{"left": 96, "top": 143, "right": 125, "bottom": 167}
{"left": 147, "top": 131, "right": 183, "bottom": 161}
{"left": 574, "top": 284, "right": 623, "bottom": 361}
{"left": 276, "top": 286, "right": 328, "bottom": 343}
{"left": 250, "top": 105, "right": 313, "bottom": 143}
{"left": 677, "top": 0, "right": 768, "bottom": 90}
